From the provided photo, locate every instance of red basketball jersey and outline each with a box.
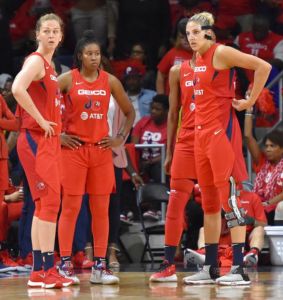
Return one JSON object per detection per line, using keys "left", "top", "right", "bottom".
{"left": 18, "top": 52, "right": 61, "bottom": 135}
{"left": 179, "top": 60, "right": 195, "bottom": 129}
{"left": 63, "top": 69, "right": 111, "bottom": 143}
{"left": 193, "top": 44, "right": 235, "bottom": 127}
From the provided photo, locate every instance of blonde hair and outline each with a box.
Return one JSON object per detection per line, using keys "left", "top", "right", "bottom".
{"left": 36, "top": 13, "right": 64, "bottom": 33}
{"left": 189, "top": 12, "right": 214, "bottom": 27}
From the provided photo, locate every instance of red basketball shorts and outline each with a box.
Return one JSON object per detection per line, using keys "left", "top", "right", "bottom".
{"left": 61, "top": 145, "right": 115, "bottom": 195}
{"left": 17, "top": 130, "right": 61, "bottom": 200}
{"left": 194, "top": 124, "right": 235, "bottom": 187}
{"left": 170, "top": 128, "right": 197, "bottom": 180}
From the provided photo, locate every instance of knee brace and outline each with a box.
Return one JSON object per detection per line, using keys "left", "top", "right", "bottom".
{"left": 224, "top": 177, "right": 246, "bottom": 228}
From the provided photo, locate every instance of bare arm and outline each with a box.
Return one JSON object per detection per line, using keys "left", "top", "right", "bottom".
{"left": 214, "top": 45, "right": 272, "bottom": 110}
{"left": 267, "top": 191, "right": 283, "bottom": 206}
{"left": 12, "top": 56, "right": 57, "bottom": 137}
{"left": 57, "top": 70, "right": 72, "bottom": 93}
{"left": 165, "top": 65, "right": 181, "bottom": 174}
{"left": 156, "top": 70, "right": 166, "bottom": 94}
{"left": 244, "top": 109, "right": 261, "bottom": 164}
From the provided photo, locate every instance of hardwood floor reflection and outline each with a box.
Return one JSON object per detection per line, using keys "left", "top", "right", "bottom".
{"left": 0, "top": 269, "right": 283, "bottom": 299}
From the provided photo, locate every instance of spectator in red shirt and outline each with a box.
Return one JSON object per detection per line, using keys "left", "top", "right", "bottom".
{"left": 131, "top": 94, "right": 169, "bottom": 184}
{"left": 234, "top": 14, "right": 283, "bottom": 81}
{"left": 131, "top": 94, "right": 168, "bottom": 221}
{"left": 244, "top": 107, "right": 283, "bottom": 225}
{"left": 184, "top": 187, "right": 267, "bottom": 267}
{"left": 156, "top": 18, "right": 192, "bottom": 95}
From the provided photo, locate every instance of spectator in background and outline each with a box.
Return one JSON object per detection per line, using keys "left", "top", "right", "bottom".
{"left": 215, "top": 0, "right": 256, "bottom": 32}
{"left": 184, "top": 186, "right": 267, "bottom": 267}
{"left": 70, "top": 0, "right": 118, "bottom": 57}
{"left": 257, "top": 0, "right": 283, "bottom": 35}
{"left": 115, "top": 0, "right": 171, "bottom": 66}
{"left": 0, "top": 0, "right": 26, "bottom": 74}
{"left": 170, "top": 0, "right": 215, "bottom": 29}
{"left": 111, "top": 42, "right": 156, "bottom": 90}
{"left": 234, "top": 14, "right": 283, "bottom": 121}
{"left": 129, "top": 43, "right": 156, "bottom": 90}
{"left": 0, "top": 92, "right": 20, "bottom": 272}
{"left": 131, "top": 94, "right": 169, "bottom": 221}
{"left": 156, "top": 18, "right": 192, "bottom": 95}
{"left": 244, "top": 108, "right": 283, "bottom": 225}
{"left": 234, "top": 15, "right": 283, "bottom": 73}
{"left": 131, "top": 94, "right": 169, "bottom": 184}
{"left": 0, "top": 73, "right": 17, "bottom": 113}
{"left": 123, "top": 66, "right": 156, "bottom": 127}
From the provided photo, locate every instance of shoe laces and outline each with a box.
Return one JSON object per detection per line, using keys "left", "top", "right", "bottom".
{"left": 48, "top": 267, "right": 63, "bottom": 278}
{"left": 95, "top": 263, "right": 114, "bottom": 276}
{"left": 157, "top": 260, "right": 171, "bottom": 272}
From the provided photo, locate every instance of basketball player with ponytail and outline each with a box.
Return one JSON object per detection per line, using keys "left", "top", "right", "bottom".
{"left": 12, "top": 13, "right": 73, "bottom": 289}
{"left": 183, "top": 12, "right": 271, "bottom": 285}
{"left": 57, "top": 30, "right": 135, "bottom": 285}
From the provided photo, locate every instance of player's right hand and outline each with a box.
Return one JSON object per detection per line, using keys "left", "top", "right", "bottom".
{"left": 60, "top": 133, "right": 82, "bottom": 149}
{"left": 164, "top": 154, "right": 172, "bottom": 175}
{"left": 38, "top": 118, "right": 57, "bottom": 138}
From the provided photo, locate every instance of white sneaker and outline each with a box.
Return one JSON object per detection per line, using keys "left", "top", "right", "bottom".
{"left": 243, "top": 250, "right": 258, "bottom": 267}
{"left": 216, "top": 265, "right": 251, "bottom": 286}
{"left": 90, "top": 260, "right": 119, "bottom": 285}
{"left": 183, "top": 265, "right": 219, "bottom": 285}
{"left": 184, "top": 248, "right": 205, "bottom": 267}
{"left": 58, "top": 261, "right": 80, "bottom": 285}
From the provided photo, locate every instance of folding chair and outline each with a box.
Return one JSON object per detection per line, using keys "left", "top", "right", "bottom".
{"left": 136, "top": 183, "right": 169, "bottom": 263}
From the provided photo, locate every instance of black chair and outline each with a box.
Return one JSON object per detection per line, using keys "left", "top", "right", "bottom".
{"left": 136, "top": 183, "right": 169, "bottom": 263}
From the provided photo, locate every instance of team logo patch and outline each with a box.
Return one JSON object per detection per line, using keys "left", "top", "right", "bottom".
{"left": 81, "top": 112, "right": 89, "bottom": 120}
{"left": 84, "top": 98, "right": 101, "bottom": 111}
{"left": 190, "top": 103, "right": 195, "bottom": 111}
{"left": 36, "top": 182, "right": 46, "bottom": 191}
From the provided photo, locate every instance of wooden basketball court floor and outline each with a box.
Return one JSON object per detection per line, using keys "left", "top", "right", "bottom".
{"left": 0, "top": 265, "right": 282, "bottom": 300}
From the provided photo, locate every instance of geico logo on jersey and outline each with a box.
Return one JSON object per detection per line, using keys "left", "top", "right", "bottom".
{"left": 194, "top": 66, "right": 206, "bottom": 72}
{"left": 185, "top": 80, "right": 193, "bottom": 87}
{"left": 78, "top": 89, "right": 106, "bottom": 96}
{"left": 50, "top": 74, "right": 57, "bottom": 81}
{"left": 194, "top": 89, "right": 204, "bottom": 95}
